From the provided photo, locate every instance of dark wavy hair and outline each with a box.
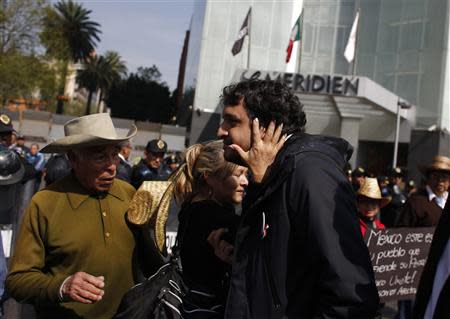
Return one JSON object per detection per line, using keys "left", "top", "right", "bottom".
{"left": 221, "top": 79, "right": 306, "bottom": 134}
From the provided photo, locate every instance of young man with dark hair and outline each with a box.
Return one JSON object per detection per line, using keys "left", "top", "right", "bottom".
{"left": 216, "top": 80, "right": 379, "bottom": 319}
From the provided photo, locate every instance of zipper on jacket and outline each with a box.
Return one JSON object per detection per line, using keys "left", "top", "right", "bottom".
{"left": 263, "top": 239, "right": 281, "bottom": 309}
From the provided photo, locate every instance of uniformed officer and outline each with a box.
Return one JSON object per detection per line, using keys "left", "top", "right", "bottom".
{"left": 130, "top": 139, "right": 169, "bottom": 188}
{"left": 381, "top": 167, "right": 408, "bottom": 227}
{"left": 0, "top": 113, "right": 37, "bottom": 199}
{"left": 0, "top": 150, "right": 24, "bottom": 313}
{"left": 351, "top": 166, "right": 367, "bottom": 192}
{"left": 0, "top": 113, "right": 15, "bottom": 151}
{"left": 163, "top": 153, "right": 180, "bottom": 176}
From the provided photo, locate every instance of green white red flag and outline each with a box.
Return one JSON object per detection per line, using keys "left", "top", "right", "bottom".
{"left": 286, "top": 13, "right": 302, "bottom": 63}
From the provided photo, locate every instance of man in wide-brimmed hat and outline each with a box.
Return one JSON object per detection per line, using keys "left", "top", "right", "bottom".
{"left": 395, "top": 156, "right": 450, "bottom": 319}
{"left": 397, "top": 155, "right": 450, "bottom": 227}
{"left": 6, "top": 113, "right": 157, "bottom": 318}
{"left": 356, "top": 177, "right": 390, "bottom": 238}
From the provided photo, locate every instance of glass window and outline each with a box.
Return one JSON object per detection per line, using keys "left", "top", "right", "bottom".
{"left": 315, "top": 57, "right": 331, "bottom": 74}
{"left": 400, "top": 22, "right": 423, "bottom": 51}
{"left": 403, "top": 0, "right": 424, "bottom": 20}
{"left": 303, "top": 22, "right": 315, "bottom": 54}
{"left": 357, "top": 54, "right": 375, "bottom": 78}
{"left": 318, "top": 26, "right": 334, "bottom": 55}
{"left": 378, "top": 24, "right": 399, "bottom": 53}
{"left": 397, "top": 74, "right": 418, "bottom": 104}
{"left": 398, "top": 51, "right": 419, "bottom": 72}
{"left": 379, "top": 0, "right": 402, "bottom": 24}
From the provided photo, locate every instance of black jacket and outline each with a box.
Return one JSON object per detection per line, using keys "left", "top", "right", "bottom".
{"left": 225, "top": 133, "right": 379, "bottom": 319}
{"left": 178, "top": 200, "right": 239, "bottom": 295}
{"left": 413, "top": 203, "right": 450, "bottom": 319}
{"left": 117, "top": 157, "right": 132, "bottom": 183}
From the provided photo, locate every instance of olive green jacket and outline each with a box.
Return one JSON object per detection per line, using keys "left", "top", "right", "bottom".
{"left": 6, "top": 174, "right": 137, "bottom": 318}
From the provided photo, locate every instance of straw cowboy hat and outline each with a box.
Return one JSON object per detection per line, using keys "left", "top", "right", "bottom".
{"left": 40, "top": 113, "right": 137, "bottom": 153}
{"left": 127, "top": 180, "right": 174, "bottom": 254}
{"left": 357, "top": 177, "right": 391, "bottom": 208}
{"left": 418, "top": 155, "right": 450, "bottom": 175}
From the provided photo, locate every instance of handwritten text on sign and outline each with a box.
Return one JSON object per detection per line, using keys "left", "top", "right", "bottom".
{"left": 366, "top": 227, "right": 434, "bottom": 302}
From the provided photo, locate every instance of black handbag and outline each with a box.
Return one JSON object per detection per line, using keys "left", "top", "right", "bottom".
{"left": 115, "top": 206, "right": 224, "bottom": 319}
{"left": 114, "top": 248, "right": 188, "bottom": 319}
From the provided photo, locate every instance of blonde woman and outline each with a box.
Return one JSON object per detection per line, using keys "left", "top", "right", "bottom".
{"left": 173, "top": 140, "right": 247, "bottom": 318}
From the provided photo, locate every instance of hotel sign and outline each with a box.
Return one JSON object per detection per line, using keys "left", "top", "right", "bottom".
{"left": 240, "top": 70, "right": 359, "bottom": 96}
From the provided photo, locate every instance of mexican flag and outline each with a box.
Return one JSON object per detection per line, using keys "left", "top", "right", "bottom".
{"left": 286, "top": 12, "right": 303, "bottom": 63}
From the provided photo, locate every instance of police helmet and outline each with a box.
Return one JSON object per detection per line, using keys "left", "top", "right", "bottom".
{"left": 0, "top": 150, "right": 25, "bottom": 185}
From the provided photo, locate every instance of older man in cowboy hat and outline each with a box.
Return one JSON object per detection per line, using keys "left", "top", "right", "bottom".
{"left": 6, "top": 113, "right": 154, "bottom": 318}
{"left": 397, "top": 156, "right": 450, "bottom": 227}
{"left": 395, "top": 156, "right": 450, "bottom": 319}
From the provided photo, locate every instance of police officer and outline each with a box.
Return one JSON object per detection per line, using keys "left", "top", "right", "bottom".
{"left": 380, "top": 167, "right": 408, "bottom": 227}
{"left": 351, "top": 166, "right": 367, "bottom": 192}
{"left": 163, "top": 153, "right": 180, "bottom": 176}
{"left": 0, "top": 150, "right": 25, "bottom": 226}
{"left": 43, "top": 154, "right": 71, "bottom": 186}
{"left": 0, "top": 114, "right": 15, "bottom": 151}
{"left": 131, "top": 139, "right": 169, "bottom": 188}
{"left": 0, "top": 150, "right": 24, "bottom": 313}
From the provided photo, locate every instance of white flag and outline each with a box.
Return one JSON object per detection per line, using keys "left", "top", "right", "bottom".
{"left": 344, "top": 10, "right": 360, "bottom": 63}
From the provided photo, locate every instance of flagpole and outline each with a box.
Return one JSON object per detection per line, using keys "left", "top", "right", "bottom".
{"left": 247, "top": 7, "right": 252, "bottom": 69}
{"left": 298, "top": 10, "right": 304, "bottom": 73}
{"left": 352, "top": 7, "right": 361, "bottom": 77}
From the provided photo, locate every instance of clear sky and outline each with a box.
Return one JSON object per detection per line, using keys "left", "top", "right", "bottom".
{"left": 76, "top": 0, "right": 196, "bottom": 90}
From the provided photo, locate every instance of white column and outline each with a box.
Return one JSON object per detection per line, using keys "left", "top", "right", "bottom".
{"left": 340, "top": 116, "right": 362, "bottom": 168}
{"left": 439, "top": 1, "right": 450, "bottom": 130}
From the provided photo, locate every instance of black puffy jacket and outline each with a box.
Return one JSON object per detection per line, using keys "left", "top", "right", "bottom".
{"left": 225, "top": 133, "right": 380, "bottom": 319}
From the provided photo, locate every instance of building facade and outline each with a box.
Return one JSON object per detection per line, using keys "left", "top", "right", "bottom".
{"left": 181, "top": 0, "right": 450, "bottom": 171}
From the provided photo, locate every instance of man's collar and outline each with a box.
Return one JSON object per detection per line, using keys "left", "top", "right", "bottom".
{"left": 65, "top": 173, "right": 125, "bottom": 210}
{"left": 118, "top": 153, "right": 127, "bottom": 162}
{"left": 425, "top": 185, "right": 448, "bottom": 203}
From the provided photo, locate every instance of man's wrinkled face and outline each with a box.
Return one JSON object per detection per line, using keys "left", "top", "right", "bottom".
{"left": 69, "top": 144, "right": 120, "bottom": 193}
{"left": 145, "top": 151, "right": 164, "bottom": 169}
{"left": 427, "top": 171, "right": 450, "bottom": 197}
{"left": 217, "top": 99, "right": 252, "bottom": 165}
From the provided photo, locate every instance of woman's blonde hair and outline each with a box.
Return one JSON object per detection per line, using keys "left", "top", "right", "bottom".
{"left": 173, "top": 140, "right": 238, "bottom": 204}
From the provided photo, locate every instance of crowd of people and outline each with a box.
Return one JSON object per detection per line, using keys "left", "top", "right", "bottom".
{"left": 0, "top": 79, "right": 448, "bottom": 319}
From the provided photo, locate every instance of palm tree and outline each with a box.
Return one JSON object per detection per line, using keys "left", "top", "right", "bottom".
{"left": 96, "top": 51, "right": 127, "bottom": 112}
{"left": 41, "top": 0, "right": 101, "bottom": 114}
{"left": 77, "top": 51, "right": 127, "bottom": 115}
